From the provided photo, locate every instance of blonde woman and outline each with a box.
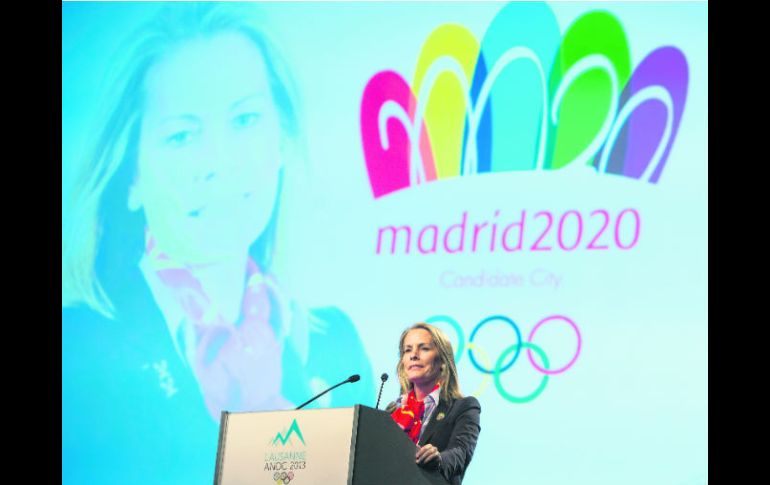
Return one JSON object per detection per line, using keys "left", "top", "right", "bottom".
{"left": 390, "top": 323, "right": 481, "bottom": 485}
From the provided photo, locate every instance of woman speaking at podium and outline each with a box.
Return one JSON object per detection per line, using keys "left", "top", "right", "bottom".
{"left": 390, "top": 323, "right": 481, "bottom": 485}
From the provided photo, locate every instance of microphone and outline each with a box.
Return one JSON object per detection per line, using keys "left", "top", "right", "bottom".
{"left": 375, "top": 373, "right": 388, "bottom": 409}
{"left": 295, "top": 374, "right": 360, "bottom": 410}
{"left": 384, "top": 401, "right": 398, "bottom": 414}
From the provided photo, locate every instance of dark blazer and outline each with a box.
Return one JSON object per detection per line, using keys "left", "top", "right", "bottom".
{"left": 418, "top": 396, "right": 481, "bottom": 485}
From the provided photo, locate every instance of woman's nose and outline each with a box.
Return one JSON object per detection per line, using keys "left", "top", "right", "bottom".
{"left": 194, "top": 129, "right": 232, "bottom": 182}
{"left": 192, "top": 149, "right": 219, "bottom": 183}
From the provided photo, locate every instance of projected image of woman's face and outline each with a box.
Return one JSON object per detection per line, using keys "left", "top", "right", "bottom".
{"left": 132, "top": 32, "right": 282, "bottom": 264}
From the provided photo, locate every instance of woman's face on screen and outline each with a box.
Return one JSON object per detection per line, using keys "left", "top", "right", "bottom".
{"left": 131, "top": 31, "right": 283, "bottom": 264}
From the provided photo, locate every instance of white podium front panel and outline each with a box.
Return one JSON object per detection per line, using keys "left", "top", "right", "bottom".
{"left": 216, "top": 407, "right": 356, "bottom": 485}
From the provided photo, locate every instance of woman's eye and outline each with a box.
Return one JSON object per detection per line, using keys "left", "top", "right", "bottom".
{"left": 232, "top": 112, "right": 260, "bottom": 129}
{"left": 165, "top": 130, "right": 194, "bottom": 147}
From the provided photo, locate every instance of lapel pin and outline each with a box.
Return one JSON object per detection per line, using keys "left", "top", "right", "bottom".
{"left": 436, "top": 412, "right": 445, "bottom": 421}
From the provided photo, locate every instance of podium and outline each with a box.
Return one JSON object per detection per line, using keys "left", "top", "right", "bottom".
{"left": 213, "top": 405, "right": 449, "bottom": 485}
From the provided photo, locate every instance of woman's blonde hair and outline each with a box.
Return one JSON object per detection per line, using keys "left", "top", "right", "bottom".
{"left": 396, "top": 322, "right": 463, "bottom": 403}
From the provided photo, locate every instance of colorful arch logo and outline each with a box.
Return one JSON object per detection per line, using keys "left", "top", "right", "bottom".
{"left": 360, "top": 2, "right": 689, "bottom": 199}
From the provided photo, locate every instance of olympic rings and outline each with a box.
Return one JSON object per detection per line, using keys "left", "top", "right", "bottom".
{"left": 465, "top": 342, "right": 493, "bottom": 397}
{"left": 527, "top": 315, "right": 582, "bottom": 375}
{"left": 494, "top": 341, "right": 550, "bottom": 403}
{"left": 424, "top": 313, "right": 582, "bottom": 403}
{"left": 468, "top": 315, "right": 522, "bottom": 375}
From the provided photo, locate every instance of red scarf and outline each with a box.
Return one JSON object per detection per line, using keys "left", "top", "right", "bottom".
{"left": 146, "top": 234, "right": 284, "bottom": 420}
{"left": 390, "top": 384, "right": 440, "bottom": 444}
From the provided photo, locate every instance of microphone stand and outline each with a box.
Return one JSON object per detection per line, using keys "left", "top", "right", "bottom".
{"left": 296, "top": 375, "right": 360, "bottom": 410}
{"left": 375, "top": 373, "right": 388, "bottom": 409}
